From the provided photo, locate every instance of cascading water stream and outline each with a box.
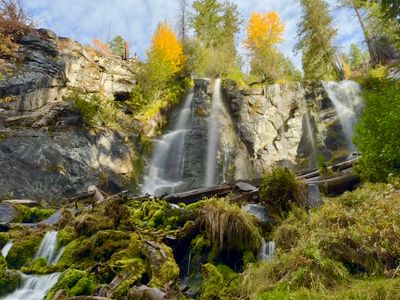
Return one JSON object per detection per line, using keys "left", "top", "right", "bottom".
{"left": 1, "top": 240, "right": 13, "bottom": 258}
{"left": 141, "top": 91, "right": 194, "bottom": 196}
{"left": 1, "top": 231, "right": 64, "bottom": 300}
{"left": 1, "top": 273, "right": 60, "bottom": 300}
{"left": 300, "top": 88, "right": 317, "bottom": 168}
{"left": 258, "top": 238, "right": 275, "bottom": 261}
{"left": 34, "top": 231, "right": 65, "bottom": 265}
{"left": 322, "top": 80, "right": 363, "bottom": 152}
{"left": 205, "top": 79, "right": 222, "bottom": 187}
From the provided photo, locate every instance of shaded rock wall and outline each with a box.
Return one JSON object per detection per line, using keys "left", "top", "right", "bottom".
{"left": 0, "top": 28, "right": 137, "bottom": 200}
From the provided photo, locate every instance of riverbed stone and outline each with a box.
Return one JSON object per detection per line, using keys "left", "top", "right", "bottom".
{"left": 0, "top": 204, "right": 18, "bottom": 224}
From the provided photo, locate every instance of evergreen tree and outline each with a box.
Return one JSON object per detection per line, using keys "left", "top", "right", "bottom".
{"left": 108, "top": 35, "right": 126, "bottom": 57}
{"left": 189, "top": 0, "right": 241, "bottom": 76}
{"left": 349, "top": 44, "right": 367, "bottom": 68}
{"left": 295, "top": 0, "right": 337, "bottom": 80}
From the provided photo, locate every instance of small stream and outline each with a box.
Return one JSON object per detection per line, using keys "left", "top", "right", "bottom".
{"left": 1, "top": 231, "right": 64, "bottom": 300}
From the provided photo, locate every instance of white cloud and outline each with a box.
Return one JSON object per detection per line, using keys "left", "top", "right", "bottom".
{"left": 24, "top": 0, "right": 364, "bottom": 69}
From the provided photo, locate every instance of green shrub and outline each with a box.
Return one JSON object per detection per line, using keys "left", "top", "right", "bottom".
{"left": 354, "top": 77, "right": 400, "bottom": 181}
{"left": 199, "top": 198, "right": 262, "bottom": 256}
{"left": 70, "top": 93, "right": 118, "bottom": 128}
{"left": 242, "top": 183, "right": 400, "bottom": 298}
{"left": 259, "top": 167, "right": 306, "bottom": 214}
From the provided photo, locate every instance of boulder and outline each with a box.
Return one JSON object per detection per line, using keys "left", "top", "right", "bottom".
{"left": 0, "top": 204, "right": 18, "bottom": 224}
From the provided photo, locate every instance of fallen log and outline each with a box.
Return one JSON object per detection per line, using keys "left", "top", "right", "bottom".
{"left": 307, "top": 173, "right": 360, "bottom": 195}
{"left": 298, "top": 157, "right": 358, "bottom": 180}
{"left": 164, "top": 184, "right": 233, "bottom": 204}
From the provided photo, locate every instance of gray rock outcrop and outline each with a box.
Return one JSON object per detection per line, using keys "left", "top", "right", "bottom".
{"left": 0, "top": 28, "right": 137, "bottom": 200}
{"left": 0, "top": 28, "right": 135, "bottom": 112}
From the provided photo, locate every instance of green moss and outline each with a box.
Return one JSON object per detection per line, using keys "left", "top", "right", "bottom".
{"left": 0, "top": 256, "right": 21, "bottom": 296}
{"left": 258, "top": 278, "right": 400, "bottom": 300}
{"left": 14, "top": 205, "right": 55, "bottom": 223}
{"left": 6, "top": 230, "right": 44, "bottom": 268}
{"left": 45, "top": 268, "right": 96, "bottom": 300}
{"left": 0, "top": 232, "right": 10, "bottom": 248}
{"left": 20, "top": 257, "right": 60, "bottom": 274}
{"left": 147, "top": 243, "right": 180, "bottom": 288}
{"left": 73, "top": 213, "right": 114, "bottom": 236}
{"left": 57, "top": 226, "right": 77, "bottom": 247}
{"left": 200, "top": 263, "right": 224, "bottom": 300}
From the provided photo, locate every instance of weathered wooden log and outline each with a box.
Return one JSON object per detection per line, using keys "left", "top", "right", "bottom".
{"left": 307, "top": 173, "right": 360, "bottom": 195}
{"left": 298, "top": 158, "right": 358, "bottom": 180}
{"left": 66, "top": 190, "right": 96, "bottom": 202}
{"left": 164, "top": 184, "right": 233, "bottom": 204}
{"left": 2, "top": 199, "right": 39, "bottom": 206}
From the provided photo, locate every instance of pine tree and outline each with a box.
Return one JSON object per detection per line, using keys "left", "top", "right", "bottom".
{"left": 295, "top": 0, "right": 337, "bottom": 80}
{"left": 108, "top": 35, "right": 126, "bottom": 57}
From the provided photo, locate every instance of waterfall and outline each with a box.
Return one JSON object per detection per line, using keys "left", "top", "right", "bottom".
{"left": 34, "top": 231, "right": 65, "bottom": 265}
{"left": 300, "top": 90, "right": 317, "bottom": 168}
{"left": 205, "top": 79, "right": 222, "bottom": 187}
{"left": 1, "top": 273, "right": 60, "bottom": 300}
{"left": 322, "top": 80, "right": 363, "bottom": 151}
{"left": 258, "top": 239, "right": 275, "bottom": 261}
{"left": 1, "top": 240, "right": 13, "bottom": 258}
{"left": 141, "top": 91, "right": 194, "bottom": 196}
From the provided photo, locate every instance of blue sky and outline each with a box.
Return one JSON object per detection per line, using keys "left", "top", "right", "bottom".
{"left": 24, "top": 0, "right": 365, "bottom": 70}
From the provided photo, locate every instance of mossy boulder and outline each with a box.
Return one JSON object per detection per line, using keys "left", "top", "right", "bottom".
{"left": 0, "top": 255, "right": 21, "bottom": 296}
{"left": 143, "top": 241, "right": 180, "bottom": 288}
{"left": 0, "top": 232, "right": 10, "bottom": 248}
{"left": 6, "top": 229, "right": 44, "bottom": 268}
{"left": 14, "top": 205, "right": 55, "bottom": 223}
{"left": 45, "top": 268, "right": 96, "bottom": 300}
{"left": 73, "top": 213, "right": 115, "bottom": 236}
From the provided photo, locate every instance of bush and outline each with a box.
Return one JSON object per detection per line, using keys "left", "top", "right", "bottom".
{"left": 71, "top": 93, "right": 118, "bottom": 128}
{"left": 0, "top": 0, "right": 32, "bottom": 59}
{"left": 199, "top": 198, "right": 262, "bottom": 256}
{"left": 354, "top": 76, "right": 400, "bottom": 181}
{"left": 259, "top": 167, "right": 306, "bottom": 214}
{"left": 242, "top": 182, "right": 400, "bottom": 298}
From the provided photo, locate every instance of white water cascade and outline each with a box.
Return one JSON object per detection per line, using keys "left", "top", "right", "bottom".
{"left": 34, "top": 231, "right": 65, "bottom": 265}
{"left": 258, "top": 239, "right": 276, "bottom": 261}
{"left": 1, "top": 273, "right": 60, "bottom": 300}
{"left": 1, "top": 240, "right": 13, "bottom": 258}
{"left": 141, "top": 91, "right": 194, "bottom": 196}
{"left": 301, "top": 90, "right": 317, "bottom": 168}
{"left": 322, "top": 80, "right": 363, "bottom": 151}
{"left": 205, "top": 79, "right": 222, "bottom": 187}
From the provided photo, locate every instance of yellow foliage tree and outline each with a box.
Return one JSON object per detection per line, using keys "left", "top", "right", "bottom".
{"left": 244, "top": 12, "right": 285, "bottom": 51}
{"left": 148, "top": 22, "right": 185, "bottom": 74}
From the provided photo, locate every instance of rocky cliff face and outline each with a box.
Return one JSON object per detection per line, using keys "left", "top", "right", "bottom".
{"left": 222, "top": 79, "right": 363, "bottom": 177}
{"left": 0, "top": 28, "right": 137, "bottom": 200}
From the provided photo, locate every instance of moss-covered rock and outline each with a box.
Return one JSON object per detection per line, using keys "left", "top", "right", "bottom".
{"left": 6, "top": 229, "right": 44, "bottom": 268}
{"left": 45, "top": 268, "right": 96, "bottom": 300}
{"left": 14, "top": 205, "right": 55, "bottom": 223}
{"left": 57, "top": 226, "right": 77, "bottom": 247}
{"left": 0, "top": 255, "right": 21, "bottom": 296}
{"left": 73, "top": 213, "right": 114, "bottom": 236}
{"left": 0, "top": 232, "right": 10, "bottom": 248}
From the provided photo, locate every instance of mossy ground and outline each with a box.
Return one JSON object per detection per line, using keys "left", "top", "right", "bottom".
{"left": 2, "top": 181, "right": 400, "bottom": 299}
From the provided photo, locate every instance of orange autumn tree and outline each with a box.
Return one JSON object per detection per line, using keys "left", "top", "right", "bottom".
{"left": 92, "top": 38, "right": 110, "bottom": 54}
{"left": 244, "top": 12, "right": 300, "bottom": 82}
{"left": 147, "top": 22, "right": 185, "bottom": 78}
{"left": 244, "top": 12, "right": 285, "bottom": 51}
